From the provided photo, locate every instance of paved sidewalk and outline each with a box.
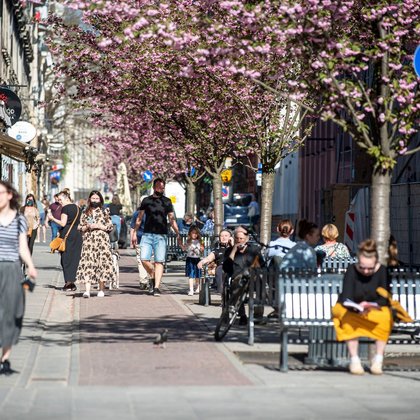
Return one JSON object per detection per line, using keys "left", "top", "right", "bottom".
{"left": 77, "top": 253, "right": 251, "bottom": 387}
{"left": 1, "top": 244, "right": 420, "bottom": 419}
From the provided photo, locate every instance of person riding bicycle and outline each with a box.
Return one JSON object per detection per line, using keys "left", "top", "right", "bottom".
{"left": 222, "top": 226, "right": 264, "bottom": 326}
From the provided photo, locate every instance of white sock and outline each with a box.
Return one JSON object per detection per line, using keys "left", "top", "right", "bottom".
{"left": 350, "top": 356, "right": 360, "bottom": 363}
{"left": 373, "top": 354, "right": 383, "bottom": 363}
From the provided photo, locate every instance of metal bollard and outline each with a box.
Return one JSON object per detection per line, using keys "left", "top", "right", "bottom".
{"left": 198, "top": 277, "right": 211, "bottom": 306}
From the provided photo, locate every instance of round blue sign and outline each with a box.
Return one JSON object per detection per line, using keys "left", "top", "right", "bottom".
{"left": 414, "top": 45, "right": 420, "bottom": 78}
{"left": 143, "top": 170, "right": 153, "bottom": 182}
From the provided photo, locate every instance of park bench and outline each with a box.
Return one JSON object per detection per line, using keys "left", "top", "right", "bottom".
{"left": 164, "top": 233, "right": 216, "bottom": 305}
{"left": 165, "top": 233, "right": 213, "bottom": 260}
{"left": 320, "top": 257, "right": 357, "bottom": 272}
{"left": 165, "top": 233, "right": 213, "bottom": 272}
{"left": 275, "top": 269, "right": 420, "bottom": 372}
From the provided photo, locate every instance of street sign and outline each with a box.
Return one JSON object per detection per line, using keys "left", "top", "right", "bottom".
{"left": 414, "top": 45, "right": 420, "bottom": 78}
{"left": 143, "top": 170, "right": 153, "bottom": 182}
{"left": 221, "top": 169, "right": 232, "bottom": 183}
{"left": 7, "top": 121, "right": 37, "bottom": 143}
{"left": 256, "top": 163, "right": 262, "bottom": 186}
{"left": 256, "top": 172, "right": 262, "bottom": 187}
{"left": 222, "top": 185, "right": 229, "bottom": 199}
{"left": 51, "top": 164, "right": 64, "bottom": 171}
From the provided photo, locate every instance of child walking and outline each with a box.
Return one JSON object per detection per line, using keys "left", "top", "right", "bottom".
{"left": 183, "top": 226, "right": 204, "bottom": 296}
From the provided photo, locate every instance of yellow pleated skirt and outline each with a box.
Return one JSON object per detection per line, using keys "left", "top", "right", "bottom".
{"left": 332, "top": 303, "right": 393, "bottom": 342}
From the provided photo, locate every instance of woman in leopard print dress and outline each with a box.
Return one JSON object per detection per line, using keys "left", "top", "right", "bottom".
{"left": 76, "top": 191, "right": 116, "bottom": 298}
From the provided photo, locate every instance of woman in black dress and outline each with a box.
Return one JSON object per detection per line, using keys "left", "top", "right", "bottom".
{"left": 47, "top": 190, "right": 82, "bottom": 291}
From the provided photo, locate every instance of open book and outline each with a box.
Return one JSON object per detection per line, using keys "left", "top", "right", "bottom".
{"left": 343, "top": 299, "right": 379, "bottom": 312}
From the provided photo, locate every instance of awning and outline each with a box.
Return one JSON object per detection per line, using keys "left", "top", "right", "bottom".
{"left": 0, "top": 132, "right": 27, "bottom": 161}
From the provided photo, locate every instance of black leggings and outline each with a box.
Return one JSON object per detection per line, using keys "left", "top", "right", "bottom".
{"left": 27, "top": 227, "right": 38, "bottom": 255}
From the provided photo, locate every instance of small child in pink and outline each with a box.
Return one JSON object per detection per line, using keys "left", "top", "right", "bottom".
{"left": 183, "top": 226, "right": 204, "bottom": 296}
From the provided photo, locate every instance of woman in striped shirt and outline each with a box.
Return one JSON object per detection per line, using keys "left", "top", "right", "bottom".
{"left": 0, "top": 181, "right": 37, "bottom": 375}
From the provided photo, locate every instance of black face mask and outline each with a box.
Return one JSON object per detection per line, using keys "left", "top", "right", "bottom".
{"left": 91, "top": 202, "right": 102, "bottom": 208}
{"left": 154, "top": 191, "right": 164, "bottom": 197}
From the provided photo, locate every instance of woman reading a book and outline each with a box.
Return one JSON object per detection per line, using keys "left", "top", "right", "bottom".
{"left": 332, "top": 239, "right": 392, "bottom": 375}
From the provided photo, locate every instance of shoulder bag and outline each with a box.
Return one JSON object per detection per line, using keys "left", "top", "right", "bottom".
{"left": 50, "top": 206, "right": 80, "bottom": 253}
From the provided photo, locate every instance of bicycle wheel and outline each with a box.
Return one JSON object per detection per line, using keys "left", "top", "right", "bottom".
{"left": 214, "top": 282, "right": 248, "bottom": 341}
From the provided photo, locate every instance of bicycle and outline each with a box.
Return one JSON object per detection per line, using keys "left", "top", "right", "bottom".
{"left": 214, "top": 269, "right": 252, "bottom": 341}
{"left": 214, "top": 233, "right": 291, "bottom": 341}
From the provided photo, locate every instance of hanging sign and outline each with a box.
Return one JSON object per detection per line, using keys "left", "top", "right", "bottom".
{"left": 0, "top": 87, "right": 22, "bottom": 126}
{"left": 7, "top": 121, "right": 37, "bottom": 143}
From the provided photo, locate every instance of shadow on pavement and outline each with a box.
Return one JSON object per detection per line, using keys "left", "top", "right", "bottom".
{"left": 20, "top": 314, "right": 215, "bottom": 346}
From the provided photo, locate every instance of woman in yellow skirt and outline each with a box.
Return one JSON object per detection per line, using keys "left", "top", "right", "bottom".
{"left": 332, "top": 239, "right": 393, "bottom": 375}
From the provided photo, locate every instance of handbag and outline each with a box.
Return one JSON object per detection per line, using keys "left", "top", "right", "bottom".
{"left": 50, "top": 236, "right": 66, "bottom": 253}
{"left": 27, "top": 226, "right": 33, "bottom": 237}
{"left": 376, "top": 287, "right": 414, "bottom": 323}
{"left": 49, "top": 206, "right": 80, "bottom": 253}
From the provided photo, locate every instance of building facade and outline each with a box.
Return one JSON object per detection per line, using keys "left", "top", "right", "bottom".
{"left": 0, "top": 0, "right": 45, "bottom": 195}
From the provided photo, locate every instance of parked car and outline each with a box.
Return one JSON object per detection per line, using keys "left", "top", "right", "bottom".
{"left": 224, "top": 203, "right": 252, "bottom": 229}
{"left": 229, "top": 193, "right": 253, "bottom": 207}
{"left": 222, "top": 193, "right": 253, "bottom": 229}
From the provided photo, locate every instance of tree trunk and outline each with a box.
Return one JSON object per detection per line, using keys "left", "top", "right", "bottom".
{"left": 370, "top": 170, "right": 392, "bottom": 264}
{"left": 212, "top": 175, "right": 223, "bottom": 237}
{"left": 185, "top": 178, "right": 196, "bottom": 215}
{"left": 259, "top": 171, "right": 276, "bottom": 245}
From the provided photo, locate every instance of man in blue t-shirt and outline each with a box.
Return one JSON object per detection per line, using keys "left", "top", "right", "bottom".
{"left": 130, "top": 178, "right": 181, "bottom": 296}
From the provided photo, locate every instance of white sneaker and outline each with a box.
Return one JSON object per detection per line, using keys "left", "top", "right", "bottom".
{"left": 97, "top": 290, "right": 105, "bottom": 298}
{"left": 194, "top": 288, "right": 200, "bottom": 294}
{"left": 187, "top": 290, "right": 194, "bottom": 296}
{"left": 83, "top": 291, "right": 90, "bottom": 298}
{"left": 370, "top": 360, "right": 383, "bottom": 375}
{"left": 349, "top": 360, "right": 364, "bottom": 375}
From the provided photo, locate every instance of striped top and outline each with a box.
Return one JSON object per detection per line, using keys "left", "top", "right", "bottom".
{"left": 0, "top": 214, "right": 28, "bottom": 261}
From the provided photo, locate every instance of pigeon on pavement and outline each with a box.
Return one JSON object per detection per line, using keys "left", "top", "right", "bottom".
{"left": 154, "top": 329, "right": 168, "bottom": 348}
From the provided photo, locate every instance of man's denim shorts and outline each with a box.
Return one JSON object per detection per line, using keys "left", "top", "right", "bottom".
{"left": 139, "top": 233, "right": 167, "bottom": 263}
